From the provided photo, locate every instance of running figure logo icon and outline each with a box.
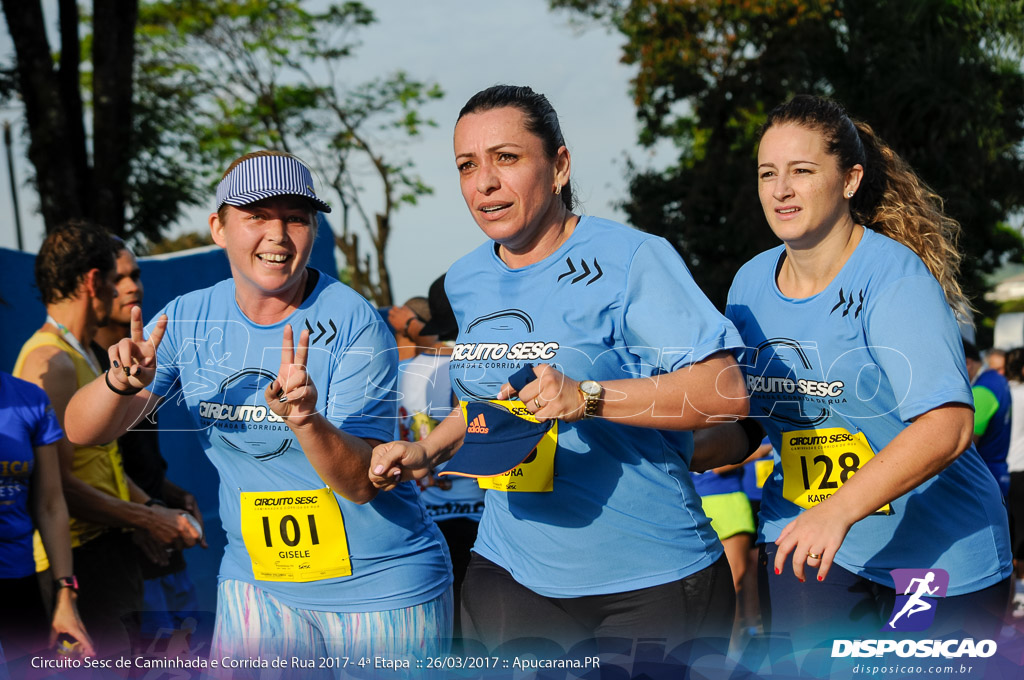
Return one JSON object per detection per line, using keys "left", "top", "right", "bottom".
{"left": 883, "top": 568, "right": 949, "bottom": 632}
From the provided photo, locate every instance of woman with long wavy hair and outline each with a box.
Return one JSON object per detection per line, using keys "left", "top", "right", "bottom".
{"left": 727, "top": 95, "right": 1012, "bottom": 645}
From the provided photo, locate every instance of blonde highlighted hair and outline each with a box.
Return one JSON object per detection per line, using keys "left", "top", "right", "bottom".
{"left": 761, "top": 95, "right": 972, "bottom": 318}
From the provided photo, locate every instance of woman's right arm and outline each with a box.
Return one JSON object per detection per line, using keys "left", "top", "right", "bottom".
{"left": 65, "top": 309, "right": 166, "bottom": 445}
{"left": 774, "top": 403, "right": 973, "bottom": 582}
{"left": 26, "top": 325, "right": 198, "bottom": 547}
{"left": 369, "top": 406, "right": 467, "bottom": 491}
{"left": 65, "top": 382, "right": 155, "bottom": 445}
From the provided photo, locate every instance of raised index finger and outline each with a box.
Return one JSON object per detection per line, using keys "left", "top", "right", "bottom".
{"left": 131, "top": 305, "right": 145, "bottom": 342}
{"left": 281, "top": 324, "right": 295, "bottom": 367}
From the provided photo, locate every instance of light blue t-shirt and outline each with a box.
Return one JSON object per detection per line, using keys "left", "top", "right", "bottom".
{"left": 726, "top": 227, "right": 1011, "bottom": 595}
{"left": 446, "top": 216, "right": 743, "bottom": 597}
{"left": 149, "top": 270, "right": 451, "bottom": 612}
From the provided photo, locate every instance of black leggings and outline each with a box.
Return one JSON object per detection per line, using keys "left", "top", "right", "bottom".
{"left": 73, "top": 531, "right": 143, "bottom": 658}
{"left": 1009, "top": 471, "right": 1024, "bottom": 562}
{"left": 0, "top": 572, "right": 49, "bottom": 657}
{"left": 461, "top": 552, "right": 735, "bottom": 656}
{"left": 436, "top": 518, "right": 478, "bottom": 639}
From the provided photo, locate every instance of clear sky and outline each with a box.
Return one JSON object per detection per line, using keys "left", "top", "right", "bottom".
{"left": 0, "top": 0, "right": 673, "bottom": 303}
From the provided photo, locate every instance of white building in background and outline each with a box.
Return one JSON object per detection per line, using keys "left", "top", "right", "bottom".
{"left": 987, "top": 271, "right": 1024, "bottom": 302}
{"left": 994, "top": 313, "right": 1024, "bottom": 350}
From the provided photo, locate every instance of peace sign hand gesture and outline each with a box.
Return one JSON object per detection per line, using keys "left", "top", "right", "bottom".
{"left": 106, "top": 306, "right": 167, "bottom": 391}
{"left": 265, "top": 325, "right": 318, "bottom": 429}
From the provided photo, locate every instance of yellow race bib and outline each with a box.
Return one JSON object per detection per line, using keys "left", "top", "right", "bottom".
{"left": 780, "top": 427, "right": 891, "bottom": 514}
{"left": 755, "top": 458, "right": 774, "bottom": 489}
{"left": 240, "top": 487, "right": 351, "bottom": 582}
{"left": 410, "top": 411, "right": 440, "bottom": 442}
{"left": 459, "top": 400, "right": 558, "bottom": 493}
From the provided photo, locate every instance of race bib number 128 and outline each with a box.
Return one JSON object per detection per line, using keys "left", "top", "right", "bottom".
{"left": 780, "top": 427, "right": 891, "bottom": 514}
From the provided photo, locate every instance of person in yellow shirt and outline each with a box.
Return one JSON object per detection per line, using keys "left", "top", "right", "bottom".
{"left": 14, "top": 222, "right": 199, "bottom": 659}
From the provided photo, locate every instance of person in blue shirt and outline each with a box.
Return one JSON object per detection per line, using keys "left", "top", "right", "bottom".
{"left": 726, "top": 95, "right": 1012, "bottom": 646}
{"left": 964, "top": 341, "right": 1012, "bottom": 497}
{"left": 64, "top": 151, "right": 452, "bottom": 675}
{"left": 370, "top": 85, "right": 749, "bottom": 654}
{"left": 0, "top": 372, "right": 94, "bottom": 658}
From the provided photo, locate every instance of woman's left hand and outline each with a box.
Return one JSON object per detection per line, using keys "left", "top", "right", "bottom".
{"left": 265, "top": 325, "right": 318, "bottom": 429}
{"left": 50, "top": 592, "right": 96, "bottom": 658}
{"left": 774, "top": 500, "right": 854, "bottom": 583}
{"left": 497, "top": 364, "right": 586, "bottom": 423}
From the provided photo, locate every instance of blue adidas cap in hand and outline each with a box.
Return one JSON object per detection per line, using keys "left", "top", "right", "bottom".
{"left": 216, "top": 154, "right": 332, "bottom": 214}
{"left": 440, "top": 402, "right": 553, "bottom": 479}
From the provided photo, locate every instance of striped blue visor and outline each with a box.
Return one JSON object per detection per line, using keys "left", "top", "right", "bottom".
{"left": 216, "top": 155, "right": 331, "bottom": 214}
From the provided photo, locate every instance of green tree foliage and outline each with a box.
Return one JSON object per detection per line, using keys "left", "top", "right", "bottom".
{"left": 145, "top": 230, "right": 213, "bottom": 254}
{"left": 554, "top": 0, "right": 1024, "bottom": 337}
{"left": 2, "top": 1, "right": 440, "bottom": 303}
{"left": 134, "top": 0, "right": 443, "bottom": 305}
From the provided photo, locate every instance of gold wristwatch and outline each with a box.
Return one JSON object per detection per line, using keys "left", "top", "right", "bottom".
{"left": 578, "top": 380, "right": 602, "bottom": 418}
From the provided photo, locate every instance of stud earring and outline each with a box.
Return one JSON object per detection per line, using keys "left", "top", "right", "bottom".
{"left": 846, "top": 191, "right": 854, "bottom": 198}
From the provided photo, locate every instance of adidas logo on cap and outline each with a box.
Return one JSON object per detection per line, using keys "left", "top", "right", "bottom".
{"left": 466, "top": 414, "right": 489, "bottom": 434}
{"left": 441, "top": 400, "right": 554, "bottom": 478}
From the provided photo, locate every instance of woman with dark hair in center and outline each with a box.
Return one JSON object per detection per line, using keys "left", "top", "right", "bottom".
{"left": 371, "top": 85, "right": 749, "bottom": 652}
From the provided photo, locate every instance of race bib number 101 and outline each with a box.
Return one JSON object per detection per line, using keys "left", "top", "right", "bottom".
{"left": 780, "top": 427, "right": 891, "bottom": 514}
{"left": 240, "top": 487, "right": 352, "bottom": 582}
